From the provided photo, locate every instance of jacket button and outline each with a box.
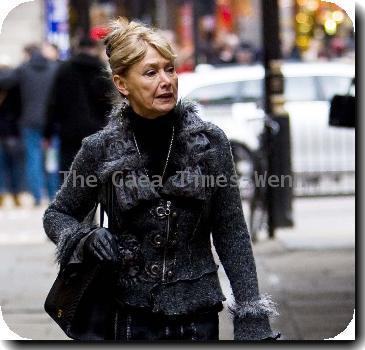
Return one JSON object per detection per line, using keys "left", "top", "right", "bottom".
{"left": 152, "top": 234, "right": 163, "bottom": 247}
{"left": 167, "top": 270, "right": 174, "bottom": 278}
{"left": 146, "top": 263, "right": 160, "bottom": 278}
{"left": 172, "top": 212, "right": 177, "bottom": 218}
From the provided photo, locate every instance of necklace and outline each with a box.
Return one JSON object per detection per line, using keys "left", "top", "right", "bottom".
{"left": 132, "top": 125, "right": 175, "bottom": 181}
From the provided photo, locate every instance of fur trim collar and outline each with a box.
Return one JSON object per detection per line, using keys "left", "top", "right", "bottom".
{"left": 96, "top": 99, "right": 213, "bottom": 212}
{"left": 104, "top": 98, "right": 206, "bottom": 138}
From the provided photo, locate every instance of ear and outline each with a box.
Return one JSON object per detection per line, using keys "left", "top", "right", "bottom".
{"left": 113, "top": 75, "right": 129, "bottom": 96}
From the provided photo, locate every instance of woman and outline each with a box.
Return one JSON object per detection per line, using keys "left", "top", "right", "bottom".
{"left": 43, "top": 18, "right": 279, "bottom": 341}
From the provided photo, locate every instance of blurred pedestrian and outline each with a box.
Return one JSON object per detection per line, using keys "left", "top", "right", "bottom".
{"left": 234, "top": 42, "right": 255, "bottom": 65}
{"left": 176, "top": 54, "right": 195, "bottom": 73}
{"left": 198, "top": 31, "right": 221, "bottom": 65}
{"left": 43, "top": 19, "right": 279, "bottom": 341}
{"left": 42, "top": 42, "right": 61, "bottom": 62}
{"left": 0, "top": 65, "right": 23, "bottom": 207}
{"left": 0, "top": 44, "right": 58, "bottom": 206}
{"left": 41, "top": 41, "right": 62, "bottom": 201}
{"left": 45, "top": 37, "right": 114, "bottom": 177}
{"left": 288, "top": 45, "right": 302, "bottom": 61}
{"left": 216, "top": 33, "right": 239, "bottom": 65}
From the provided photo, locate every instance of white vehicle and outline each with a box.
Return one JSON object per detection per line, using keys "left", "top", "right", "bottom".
{"left": 178, "top": 62, "right": 355, "bottom": 197}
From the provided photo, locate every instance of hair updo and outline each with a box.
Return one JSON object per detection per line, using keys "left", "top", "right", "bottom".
{"left": 104, "top": 18, "right": 177, "bottom": 76}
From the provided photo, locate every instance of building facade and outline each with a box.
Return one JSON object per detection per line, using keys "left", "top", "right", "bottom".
{"left": 0, "top": 0, "right": 354, "bottom": 67}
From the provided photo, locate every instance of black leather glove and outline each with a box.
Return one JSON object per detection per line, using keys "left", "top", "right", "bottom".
{"left": 84, "top": 228, "right": 119, "bottom": 264}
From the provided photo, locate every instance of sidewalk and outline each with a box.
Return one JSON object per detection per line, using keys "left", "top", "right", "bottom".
{"left": 218, "top": 196, "right": 355, "bottom": 340}
{"left": 0, "top": 196, "right": 355, "bottom": 340}
{"left": 255, "top": 196, "right": 355, "bottom": 340}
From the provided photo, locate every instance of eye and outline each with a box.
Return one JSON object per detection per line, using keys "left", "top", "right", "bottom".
{"left": 145, "top": 70, "right": 157, "bottom": 77}
{"left": 166, "top": 66, "right": 175, "bottom": 74}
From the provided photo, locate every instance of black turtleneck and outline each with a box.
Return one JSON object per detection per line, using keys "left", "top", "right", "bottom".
{"left": 127, "top": 107, "right": 176, "bottom": 180}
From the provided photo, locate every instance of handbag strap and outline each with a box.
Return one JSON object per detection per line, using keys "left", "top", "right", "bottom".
{"left": 347, "top": 77, "right": 355, "bottom": 95}
{"left": 99, "top": 180, "right": 113, "bottom": 229}
{"left": 100, "top": 203, "right": 105, "bottom": 228}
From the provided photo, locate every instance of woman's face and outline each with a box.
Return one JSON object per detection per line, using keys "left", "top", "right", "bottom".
{"left": 113, "top": 45, "right": 178, "bottom": 119}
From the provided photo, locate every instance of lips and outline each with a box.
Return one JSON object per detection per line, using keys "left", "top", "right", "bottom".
{"left": 157, "top": 93, "right": 173, "bottom": 98}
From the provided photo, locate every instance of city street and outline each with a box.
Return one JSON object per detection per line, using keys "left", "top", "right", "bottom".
{"left": 0, "top": 196, "right": 355, "bottom": 340}
{"left": 0, "top": 0, "right": 355, "bottom": 344}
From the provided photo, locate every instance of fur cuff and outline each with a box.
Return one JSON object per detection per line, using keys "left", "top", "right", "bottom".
{"left": 229, "top": 293, "right": 279, "bottom": 319}
{"left": 56, "top": 223, "right": 98, "bottom": 266}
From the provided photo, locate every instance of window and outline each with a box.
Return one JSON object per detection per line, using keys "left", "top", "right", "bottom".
{"left": 187, "top": 82, "right": 239, "bottom": 105}
{"left": 284, "top": 77, "right": 318, "bottom": 102}
{"left": 238, "top": 79, "right": 263, "bottom": 103}
{"left": 318, "top": 76, "right": 354, "bottom": 101}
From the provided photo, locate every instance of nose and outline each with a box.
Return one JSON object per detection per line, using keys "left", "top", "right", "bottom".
{"left": 159, "top": 70, "right": 172, "bottom": 87}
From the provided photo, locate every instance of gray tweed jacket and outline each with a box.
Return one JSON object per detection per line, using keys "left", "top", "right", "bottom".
{"left": 43, "top": 99, "right": 278, "bottom": 340}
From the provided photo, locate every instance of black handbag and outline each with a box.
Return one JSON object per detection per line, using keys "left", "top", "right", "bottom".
{"left": 329, "top": 78, "right": 355, "bottom": 128}
{"left": 44, "top": 261, "right": 105, "bottom": 339}
{"left": 45, "top": 187, "right": 116, "bottom": 340}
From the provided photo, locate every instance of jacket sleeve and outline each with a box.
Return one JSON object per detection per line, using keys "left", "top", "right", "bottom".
{"left": 0, "top": 68, "right": 20, "bottom": 89}
{"left": 43, "top": 134, "right": 102, "bottom": 267}
{"left": 210, "top": 127, "right": 278, "bottom": 340}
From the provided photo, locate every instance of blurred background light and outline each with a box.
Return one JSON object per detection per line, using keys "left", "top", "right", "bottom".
{"left": 332, "top": 10, "right": 345, "bottom": 23}
{"left": 324, "top": 18, "right": 337, "bottom": 35}
{"left": 298, "top": 23, "right": 312, "bottom": 34}
{"left": 306, "top": 0, "right": 319, "bottom": 12}
{"left": 296, "top": 0, "right": 307, "bottom": 7}
{"left": 296, "top": 12, "right": 308, "bottom": 24}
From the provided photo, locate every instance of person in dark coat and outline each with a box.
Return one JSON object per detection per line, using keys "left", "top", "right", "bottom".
{"left": 45, "top": 38, "right": 114, "bottom": 176}
{"left": 0, "top": 44, "right": 58, "bottom": 205}
{"left": 0, "top": 67, "right": 23, "bottom": 207}
{"left": 43, "top": 19, "right": 279, "bottom": 341}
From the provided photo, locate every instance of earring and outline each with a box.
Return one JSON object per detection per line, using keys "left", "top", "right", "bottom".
{"left": 120, "top": 93, "right": 129, "bottom": 105}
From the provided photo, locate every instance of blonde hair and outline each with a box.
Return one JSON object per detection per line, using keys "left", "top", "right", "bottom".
{"left": 104, "top": 18, "right": 177, "bottom": 75}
